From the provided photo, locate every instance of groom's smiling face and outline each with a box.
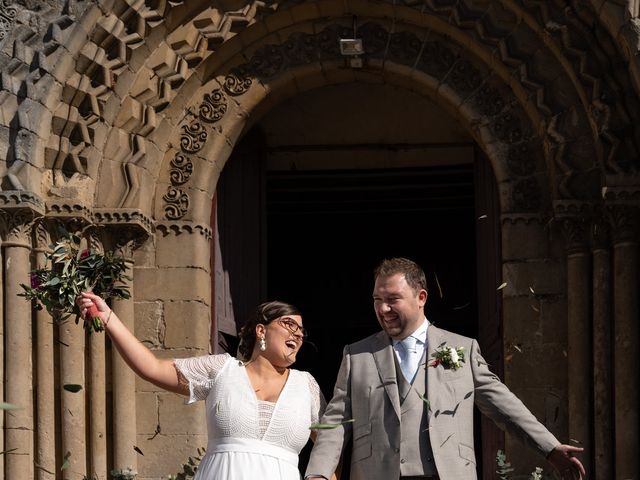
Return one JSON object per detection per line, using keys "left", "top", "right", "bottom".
{"left": 373, "top": 273, "right": 427, "bottom": 340}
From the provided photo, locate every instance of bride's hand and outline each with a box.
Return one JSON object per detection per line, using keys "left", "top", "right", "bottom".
{"left": 78, "top": 292, "right": 110, "bottom": 328}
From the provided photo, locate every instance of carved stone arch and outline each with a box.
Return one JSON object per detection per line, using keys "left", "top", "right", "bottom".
{"left": 155, "top": 15, "right": 581, "bottom": 225}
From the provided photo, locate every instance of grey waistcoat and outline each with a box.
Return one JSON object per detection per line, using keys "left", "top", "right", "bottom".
{"left": 394, "top": 350, "right": 437, "bottom": 477}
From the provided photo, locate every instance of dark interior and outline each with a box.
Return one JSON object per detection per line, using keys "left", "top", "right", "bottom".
{"left": 264, "top": 165, "right": 479, "bottom": 474}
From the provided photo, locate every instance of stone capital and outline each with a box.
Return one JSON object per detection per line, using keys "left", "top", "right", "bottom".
{"left": 554, "top": 201, "right": 595, "bottom": 253}
{"left": 607, "top": 205, "right": 640, "bottom": 246}
{"left": 93, "top": 208, "right": 155, "bottom": 258}
{"left": 0, "top": 191, "right": 45, "bottom": 247}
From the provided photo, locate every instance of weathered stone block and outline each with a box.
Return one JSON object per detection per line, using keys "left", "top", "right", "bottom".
{"left": 158, "top": 391, "right": 206, "bottom": 435}
{"left": 156, "top": 227, "right": 210, "bottom": 269}
{"left": 502, "top": 261, "right": 564, "bottom": 297}
{"left": 540, "top": 296, "right": 567, "bottom": 343}
{"left": 503, "top": 296, "right": 543, "bottom": 343}
{"left": 134, "top": 301, "right": 164, "bottom": 348}
{"left": 134, "top": 267, "right": 211, "bottom": 302}
{"left": 164, "top": 301, "right": 210, "bottom": 350}
{"left": 135, "top": 432, "right": 207, "bottom": 479}
{"left": 502, "top": 219, "right": 550, "bottom": 260}
{"left": 136, "top": 391, "right": 159, "bottom": 435}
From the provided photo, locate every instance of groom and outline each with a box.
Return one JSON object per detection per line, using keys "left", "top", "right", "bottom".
{"left": 306, "top": 258, "right": 585, "bottom": 480}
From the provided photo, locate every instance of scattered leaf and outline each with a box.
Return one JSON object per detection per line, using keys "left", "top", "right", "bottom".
{"left": 434, "top": 272, "right": 443, "bottom": 299}
{"left": 570, "top": 438, "right": 582, "bottom": 445}
{"left": 416, "top": 391, "right": 431, "bottom": 411}
{"left": 61, "top": 451, "right": 71, "bottom": 471}
{"left": 0, "top": 448, "right": 17, "bottom": 455}
{"left": 134, "top": 445, "right": 144, "bottom": 455}
{"left": 309, "top": 419, "right": 354, "bottom": 430}
{"left": 439, "top": 432, "right": 454, "bottom": 447}
{"left": 463, "top": 391, "right": 473, "bottom": 400}
{"left": 452, "top": 302, "right": 470, "bottom": 311}
{"left": 497, "top": 282, "right": 507, "bottom": 290}
{"left": 530, "top": 304, "right": 540, "bottom": 313}
{"left": 513, "top": 344, "right": 522, "bottom": 353}
{"left": 529, "top": 286, "right": 536, "bottom": 294}
{"left": 478, "top": 214, "right": 488, "bottom": 220}
{"left": 0, "top": 402, "right": 21, "bottom": 411}
{"left": 63, "top": 384, "right": 82, "bottom": 393}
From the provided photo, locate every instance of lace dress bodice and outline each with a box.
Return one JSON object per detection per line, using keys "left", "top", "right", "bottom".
{"left": 174, "top": 353, "right": 325, "bottom": 455}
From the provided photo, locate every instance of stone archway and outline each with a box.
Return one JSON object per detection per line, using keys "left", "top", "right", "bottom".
{"left": 1, "top": 1, "right": 640, "bottom": 478}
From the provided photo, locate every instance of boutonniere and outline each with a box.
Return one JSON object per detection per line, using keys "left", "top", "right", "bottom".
{"left": 430, "top": 342, "right": 465, "bottom": 370}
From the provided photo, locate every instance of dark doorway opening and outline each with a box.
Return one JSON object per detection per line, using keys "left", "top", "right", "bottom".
{"left": 213, "top": 130, "right": 504, "bottom": 478}
{"left": 265, "top": 164, "right": 480, "bottom": 475}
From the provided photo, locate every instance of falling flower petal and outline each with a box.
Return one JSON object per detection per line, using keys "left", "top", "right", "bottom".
{"left": 478, "top": 214, "right": 488, "bottom": 220}
{"left": 497, "top": 282, "right": 507, "bottom": 290}
{"left": 529, "top": 286, "right": 536, "bottom": 294}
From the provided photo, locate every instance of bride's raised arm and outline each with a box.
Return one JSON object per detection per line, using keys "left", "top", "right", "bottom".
{"left": 79, "top": 291, "right": 188, "bottom": 395}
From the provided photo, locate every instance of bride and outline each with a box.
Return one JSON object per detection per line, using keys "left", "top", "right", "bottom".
{"left": 79, "top": 292, "right": 336, "bottom": 480}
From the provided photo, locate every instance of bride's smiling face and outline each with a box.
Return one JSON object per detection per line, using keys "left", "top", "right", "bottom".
{"left": 258, "top": 315, "right": 305, "bottom": 366}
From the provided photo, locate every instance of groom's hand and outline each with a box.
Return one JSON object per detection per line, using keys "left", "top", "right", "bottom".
{"left": 547, "top": 444, "right": 586, "bottom": 479}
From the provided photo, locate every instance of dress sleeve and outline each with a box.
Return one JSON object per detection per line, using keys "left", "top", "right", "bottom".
{"left": 306, "top": 372, "right": 327, "bottom": 424}
{"left": 173, "top": 353, "right": 230, "bottom": 404}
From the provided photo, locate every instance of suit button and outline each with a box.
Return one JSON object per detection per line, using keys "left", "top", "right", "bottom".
{"left": 400, "top": 459, "right": 406, "bottom": 464}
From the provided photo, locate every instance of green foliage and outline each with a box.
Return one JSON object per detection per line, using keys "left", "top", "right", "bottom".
{"left": 496, "top": 450, "right": 552, "bottom": 480}
{"left": 19, "top": 231, "right": 131, "bottom": 332}
{"left": 111, "top": 467, "right": 137, "bottom": 480}
{"left": 167, "top": 448, "right": 206, "bottom": 480}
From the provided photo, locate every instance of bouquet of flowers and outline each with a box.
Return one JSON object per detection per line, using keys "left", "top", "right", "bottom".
{"left": 19, "top": 232, "right": 131, "bottom": 332}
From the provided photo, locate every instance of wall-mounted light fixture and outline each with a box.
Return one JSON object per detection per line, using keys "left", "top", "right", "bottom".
{"left": 339, "top": 16, "right": 364, "bottom": 68}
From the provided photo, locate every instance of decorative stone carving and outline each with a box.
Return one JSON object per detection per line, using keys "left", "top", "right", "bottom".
{"left": 180, "top": 121, "right": 207, "bottom": 153}
{"left": 93, "top": 208, "right": 155, "bottom": 236}
{"left": 608, "top": 205, "right": 640, "bottom": 245}
{"left": 168, "top": 153, "right": 193, "bottom": 185}
{"left": 156, "top": 221, "right": 212, "bottom": 240}
{"left": 224, "top": 70, "right": 253, "bottom": 96}
{"left": 0, "top": 0, "right": 17, "bottom": 45}
{"left": 163, "top": 187, "right": 190, "bottom": 220}
{"left": 199, "top": 89, "right": 227, "bottom": 123}
{"left": 162, "top": 21, "right": 553, "bottom": 218}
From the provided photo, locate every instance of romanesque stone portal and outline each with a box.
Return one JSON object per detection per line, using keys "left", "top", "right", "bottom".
{"left": 1, "top": 1, "right": 639, "bottom": 478}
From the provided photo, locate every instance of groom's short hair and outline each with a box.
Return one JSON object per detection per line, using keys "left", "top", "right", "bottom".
{"left": 374, "top": 257, "right": 427, "bottom": 294}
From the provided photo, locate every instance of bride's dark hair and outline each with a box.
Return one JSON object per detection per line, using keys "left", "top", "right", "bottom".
{"left": 237, "top": 301, "right": 302, "bottom": 361}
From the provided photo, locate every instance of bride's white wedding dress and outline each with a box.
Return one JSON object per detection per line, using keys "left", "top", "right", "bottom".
{"left": 174, "top": 353, "right": 325, "bottom": 480}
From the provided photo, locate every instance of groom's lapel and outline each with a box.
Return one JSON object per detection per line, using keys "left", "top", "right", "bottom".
{"left": 372, "top": 332, "right": 401, "bottom": 419}
{"left": 426, "top": 325, "right": 446, "bottom": 418}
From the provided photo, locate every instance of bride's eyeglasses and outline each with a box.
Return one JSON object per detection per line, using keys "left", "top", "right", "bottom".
{"left": 276, "top": 318, "right": 308, "bottom": 339}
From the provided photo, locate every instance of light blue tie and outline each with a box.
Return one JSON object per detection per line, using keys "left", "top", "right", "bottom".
{"left": 399, "top": 336, "right": 420, "bottom": 382}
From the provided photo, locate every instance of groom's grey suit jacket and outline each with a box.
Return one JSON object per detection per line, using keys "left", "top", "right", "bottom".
{"left": 306, "top": 326, "right": 559, "bottom": 480}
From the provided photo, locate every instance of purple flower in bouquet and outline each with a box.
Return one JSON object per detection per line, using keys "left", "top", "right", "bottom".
{"left": 30, "top": 272, "right": 43, "bottom": 290}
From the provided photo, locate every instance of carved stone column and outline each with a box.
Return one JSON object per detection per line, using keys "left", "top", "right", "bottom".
{"left": 87, "top": 231, "right": 107, "bottom": 480}
{"left": 58, "top": 240, "right": 88, "bottom": 479}
{"left": 609, "top": 205, "right": 640, "bottom": 478}
{"left": 111, "top": 240, "right": 137, "bottom": 472}
{"left": 33, "top": 223, "right": 56, "bottom": 480}
{"left": 590, "top": 216, "right": 613, "bottom": 479}
{"left": 561, "top": 212, "right": 592, "bottom": 470}
{"left": 1, "top": 210, "right": 36, "bottom": 479}
{"left": 93, "top": 209, "right": 152, "bottom": 474}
